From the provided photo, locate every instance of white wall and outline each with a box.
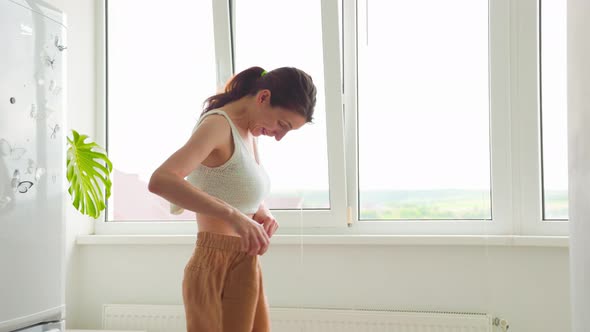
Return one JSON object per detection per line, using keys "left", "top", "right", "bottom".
{"left": 71, "top": 243, "right": 570, "bottom": 331}
{"left": 43, "top": 0, "right": 98, "bottom": 328}
{"left": 567, "top": 0, "right": 590, "bottom": 330}
{"left": 45, "top": 1, "right": 573, "bottom": 331}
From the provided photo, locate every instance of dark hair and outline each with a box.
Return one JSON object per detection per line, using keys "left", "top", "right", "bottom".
{"left": 203, "top": 66, "right": 316, "bottom": 122}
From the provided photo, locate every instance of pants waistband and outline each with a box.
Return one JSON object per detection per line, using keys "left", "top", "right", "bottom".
{"left": 196, "top": 232, "right": 242, "bottom": 251}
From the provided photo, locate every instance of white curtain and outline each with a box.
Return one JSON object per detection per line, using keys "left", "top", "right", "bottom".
{"left": 567, "top": 1, "right": 590, "bottom": 331}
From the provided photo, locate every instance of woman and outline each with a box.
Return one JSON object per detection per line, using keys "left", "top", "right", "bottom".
{"left": 148, "top": 66, "right": 316, "bottom": 332}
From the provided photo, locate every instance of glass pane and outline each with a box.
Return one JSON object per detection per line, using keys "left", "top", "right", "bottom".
{"left": 540, "top": 0, "right": 568, "bottom": 220}
{"left": 233, "top": 0, "right": 330, "bottom": 209}
{"left": 107, "top": 0, "right": 217, "bottom": 221}
{"left": 358, "top": 0, "right": 491, "bottom": 220}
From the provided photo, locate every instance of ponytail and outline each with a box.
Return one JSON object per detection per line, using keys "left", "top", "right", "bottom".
{"left": 202, "top": 66, "right": 266, "bottom": 114}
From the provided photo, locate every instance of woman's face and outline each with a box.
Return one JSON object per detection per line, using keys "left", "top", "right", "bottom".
{"left": 252, "top": 91, "right": 307, "bottom": 141}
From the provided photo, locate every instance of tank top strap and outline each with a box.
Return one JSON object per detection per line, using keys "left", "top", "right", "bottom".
{"left": 195, "top": 109, "right": 250, "bottom": 154}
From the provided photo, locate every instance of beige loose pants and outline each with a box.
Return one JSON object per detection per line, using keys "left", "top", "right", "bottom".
{"left": 182, "top": 232, "right": 271, "bottom": 332}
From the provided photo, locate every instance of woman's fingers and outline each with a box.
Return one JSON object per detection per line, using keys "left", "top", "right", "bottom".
{"left": 270, "top": 222, "right": 279, "bottom": 236}
{"left": 236, "top": 218, "right": 271, "bottom": 256}
{"left": 263, "top": 219, "right": 273, "bottom": 236}
{"left": 261, "top": 217, "right": 279, "bottom": 237}
{"left": 256, "top": 225, "right": 270, "bottom": 255}
{"left": 245, "top": 223, "right": 269, "bottom": 256}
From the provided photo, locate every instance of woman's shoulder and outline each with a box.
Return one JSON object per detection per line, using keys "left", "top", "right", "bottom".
{"left": 193, "top": 110, "right": 232, "bottom": 133}
{"left": 181, "top": 113, "right": 233, "bottom": 157}
{"left": 184, "top": 114, "right": 233, "bottom": 153}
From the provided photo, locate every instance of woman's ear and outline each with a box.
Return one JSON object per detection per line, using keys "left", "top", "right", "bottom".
{"left": 258, "top": 89, "right": 271, "bottom": 104}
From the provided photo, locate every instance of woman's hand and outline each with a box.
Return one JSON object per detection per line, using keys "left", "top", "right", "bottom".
{"left": 229, "top": 209, "right": 270, "bottom": 256}
{"left": 253, "top": 205, "right": 279, "bottom": 238}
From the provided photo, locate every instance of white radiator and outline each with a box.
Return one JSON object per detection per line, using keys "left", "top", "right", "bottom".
{"left": 103, "top": 304, "right": 492, "bottom": 332}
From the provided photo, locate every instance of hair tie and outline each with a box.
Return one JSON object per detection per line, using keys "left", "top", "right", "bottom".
{"left": 260, "top": 70, "right": 268, "bottom": 77}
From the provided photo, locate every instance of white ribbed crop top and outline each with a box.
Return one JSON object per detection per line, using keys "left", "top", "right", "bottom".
{"left": 170, "top": 110, "right": 271, "bottom": 215}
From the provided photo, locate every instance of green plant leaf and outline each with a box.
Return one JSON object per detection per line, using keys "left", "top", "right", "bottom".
{"left": 66, "top": 130, "right": 113, "bottom": 219}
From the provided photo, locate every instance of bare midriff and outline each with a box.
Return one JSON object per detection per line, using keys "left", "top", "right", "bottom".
{"left": 195, "top": 212, "right": 255, "bottom": 237}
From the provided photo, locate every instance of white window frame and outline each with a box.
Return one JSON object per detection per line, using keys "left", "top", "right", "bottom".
{"left": 227, "top": 0, "right": 348, "bottom": 230}
{"left": 517, "top": 0, "right": 568, "bottom": 236}
{"left": 95, "top": 0, "right": 568, "bottom": 236}
{"left": 95, "top": 0, "right": 347, "bottom": 235}
{"left": 343, "top": 0, "right": 513, "bottom": 235}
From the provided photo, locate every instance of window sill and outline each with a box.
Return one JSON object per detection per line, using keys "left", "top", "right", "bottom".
{"left": 76, "top": 234, "right": 569, "bottom": 247}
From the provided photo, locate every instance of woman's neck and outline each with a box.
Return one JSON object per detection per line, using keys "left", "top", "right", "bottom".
{"left": 221, "top": 97, "right": 255, "bottom": 133}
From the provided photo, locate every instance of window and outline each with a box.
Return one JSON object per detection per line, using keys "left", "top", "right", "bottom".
{"left": 101, "top": 0, "right": 568, "bottom": 236}
{"left": 540, "top": 0, "right": 568, "bottom": 220}
{"left": 233, "top": 0, "right": 330, "bottom": 210}
{"left": 103, "top": 0, "right": 345, "bottom": 230}
{"left": 227, "top": 0, "right": 346, "bottom": 229}
{"left": 106, "top": 0, "right": 217, "bottom": 221}
{"left": 357, "top": 0, "right": 491, "bottom": 220}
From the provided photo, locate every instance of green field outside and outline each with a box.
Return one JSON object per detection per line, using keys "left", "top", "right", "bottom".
{"left": 268, "top": 189, "right": 569, "bottom": 220}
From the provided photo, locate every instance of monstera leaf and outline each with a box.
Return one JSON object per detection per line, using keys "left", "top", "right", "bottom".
{"left": 66, "top": 130, "right": 112, "bottom": 218}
